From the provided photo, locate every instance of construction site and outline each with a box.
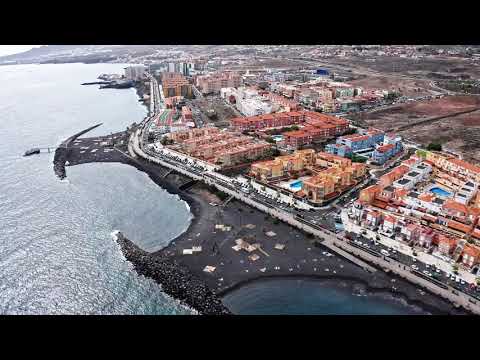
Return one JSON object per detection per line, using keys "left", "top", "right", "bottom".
{"left": 186, "top": 96, "right": 242, "bottom": 129}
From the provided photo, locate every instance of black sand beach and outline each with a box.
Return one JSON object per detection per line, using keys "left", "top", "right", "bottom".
{"left": 54, "top": 129, "right": 469, "bottom": 315}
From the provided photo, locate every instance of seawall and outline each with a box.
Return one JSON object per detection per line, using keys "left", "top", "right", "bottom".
{"left": 114, "top": 231, "right": 231, "bottom": 315}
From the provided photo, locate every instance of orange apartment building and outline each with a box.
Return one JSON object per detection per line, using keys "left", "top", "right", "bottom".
{"left": 251, "top": 149, "right": 316, "bottom": 181}
{"left": 250, "top": 150, "right": 366, "bottom": 204}
{"left": 282, "top": 112, "right": 350, "bottom": 149}
{"left": 426, "top": 151, "right": 480, "bottom": 185}
{"left": 166, "top": 128, "right": 270, "bottom": 168}
{"left": 196, "top": 72, "right": 242, "bottom": 94}
{"left": 230, "top": 111, "right": 306, "bottom": 132}
{"left": 162, "top": 72, "right": 192, "bottom": 98}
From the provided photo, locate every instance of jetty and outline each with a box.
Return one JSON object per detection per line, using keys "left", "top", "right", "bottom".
{"left": 23, "top": 147, "right": 56, "bottom": 156}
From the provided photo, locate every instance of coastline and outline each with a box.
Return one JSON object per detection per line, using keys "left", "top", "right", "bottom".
{"left": 53, "top": 130, "right": 470, "bottom": 315}
{"left": 113, "top": 230, "right": 231, "bottom": 315}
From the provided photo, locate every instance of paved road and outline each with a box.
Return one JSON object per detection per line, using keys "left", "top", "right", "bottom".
{"left": 132, "top": 71, "right": 480, "bottom": 313}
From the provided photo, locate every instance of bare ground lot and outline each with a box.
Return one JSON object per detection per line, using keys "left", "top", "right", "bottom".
{"left": 330, "top": 56, "right": 480, "bottom": 79}
{"left": 188, "top": 96, "right": 242, "bottom": 128}
{"left": 349, "top": 75, "right": 440, "bottom": 97}
{"left": 354, "top": 95, "right": 480, "bottom": 130}
{"left": 352, "top": 95, "right": 480, "bottom": 164}
{"left": 400, "top": 111, "right": 480, "bottom": 164}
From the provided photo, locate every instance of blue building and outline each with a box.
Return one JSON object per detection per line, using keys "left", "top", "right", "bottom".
{"left": 326, "top": 143, "right": 352, "bottom": 157}
{"left": 336, "top": 129, "right": 385, "bottom": 152}
{"left": 316, "top": 69, "right": 329, "bottom": 76}
{"left": 371, "top": 134, "right": 403, "bottom": 164}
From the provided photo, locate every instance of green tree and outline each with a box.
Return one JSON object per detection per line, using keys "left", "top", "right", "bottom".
{"left": 452, "top": 264, "right": 459, "bottom": 274}
{"left": 266, "top": 137, "right": 276, "bottom": 144}
{"left": 427, "top": 143, "right": 442, "bottom": 151}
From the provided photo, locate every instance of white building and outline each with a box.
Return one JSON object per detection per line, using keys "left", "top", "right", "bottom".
{"left": 237, "top": 97, "right": 274, "bottom": 117}
{"left": 404, "top": 170, "right": 423, "bottom": 185}
{"left": 393, "top": 178, "right": 414, "bottom": 190}
{"left": 455, "top": 181, "right": 478, "bottom": 205}
{"left": 410, "top": 162, "right": 432, "bottom": 179}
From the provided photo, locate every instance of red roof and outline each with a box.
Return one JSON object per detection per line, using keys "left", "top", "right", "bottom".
{"left": 376, "top": 144, "right": 395, "bottom": 153}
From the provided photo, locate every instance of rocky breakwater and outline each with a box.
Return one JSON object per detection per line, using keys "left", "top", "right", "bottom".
{"left": 113, "top": 231, "right": 232, "bottom": 315}
{"left": 53, "top": 146, "right": 69, "bottom": 180}
{"left": 53, "top": 123, "right": 103, "bottom": 180}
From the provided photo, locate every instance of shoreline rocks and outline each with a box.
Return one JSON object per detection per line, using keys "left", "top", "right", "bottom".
{"left": 114, "top": 231, "right": 231, "bottom": 315}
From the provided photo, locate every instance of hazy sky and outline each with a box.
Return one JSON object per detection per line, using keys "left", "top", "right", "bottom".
{"left": 0, "top": 45, "right": 43, "bottom": 57}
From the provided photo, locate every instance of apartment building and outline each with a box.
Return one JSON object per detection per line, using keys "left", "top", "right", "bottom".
{"left": 261, "top": 92, "right": 299, "bottom": 111}
{"left": 166, "top": 128, "right": 270, "bottom": 168}
{"left": 335, "top": 128, "right": 385, "bottom": 152}
{"left": 250, "top": 150, "right": 365, "bottom": 204}
{"left": 251, "top": 149, "right": 316, "bottom": 181}
{"left": 162, "top": 72, "right": 192, "bottom": 98}
{"left": 196, "top": 72, "right": 242, "bottom": 94}
{"left": 426, "top": 151, "right": 480, "bottom": 184}
{"left": 230, "top": 111, "right": 305, "bottom": 131}
{"left": 325, "top": 143, "right": 352, "bottom": 157}
{"left": 124, "top": 65, "right": 146, "bottom": 81}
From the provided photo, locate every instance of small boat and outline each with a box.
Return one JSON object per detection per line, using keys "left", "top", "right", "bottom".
{"left": 24, "top": 148, "right": 40, "bottom": 156}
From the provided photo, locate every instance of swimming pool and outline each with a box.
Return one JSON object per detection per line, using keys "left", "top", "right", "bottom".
{"left": 430, "top": 187, "right": 452, "bottom": 198}
{"left": 290, "top": 180, "right": 303, "bottom": 191}
{"left": 272, "top": 135, "right": 284, "bottom": 142}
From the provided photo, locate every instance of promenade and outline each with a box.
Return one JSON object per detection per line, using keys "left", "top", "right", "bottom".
{"left": 126, "top": 70, "right": 480, "bottom": 314}
{"left": 129, "top": 127, "right": 480, "bottom": 314}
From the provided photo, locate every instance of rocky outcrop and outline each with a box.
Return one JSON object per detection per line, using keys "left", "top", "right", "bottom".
{"left": 53, "top": 147, "right": 69, "bottom": 180}
{"left": 114, "top": 231, "right": 231, "bottom": 315}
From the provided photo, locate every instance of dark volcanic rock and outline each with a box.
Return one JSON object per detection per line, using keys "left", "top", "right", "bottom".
{"left": 114, "top": 231, "right": 231, "bottom": 315}
{"left": 53, "top": 147, "right": 69, "bottom": 180}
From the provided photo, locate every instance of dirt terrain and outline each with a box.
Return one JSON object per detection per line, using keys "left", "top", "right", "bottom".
{"left": 351, "top": 95, "right": 480, "bottom": 164}
{"left": 188, "top": 96, "right": 242, "bottom": 128}
{"left": 331, "top": 55, "right": 480, "bottom": 79}
{"left": 355, "top": 95, "right": 480, "bottom": 131}
{"left": 349, "top": 75, "right": 439, "bottom": 97}
{"left": 399, "top": 110, "right": 480, "bottom": 164}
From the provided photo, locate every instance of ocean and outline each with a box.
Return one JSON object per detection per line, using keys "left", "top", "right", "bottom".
{"left": 0, "top": 63, "right": 193, "bottom": 314}
{"left": 0, "top": 63, "right": 427, "bottom": 315}
{"left": 222, "top": 278, "right": 428, "bottom": 315}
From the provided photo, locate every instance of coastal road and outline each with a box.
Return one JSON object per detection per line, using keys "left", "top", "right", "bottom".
{"left": 131, "top": 89, "right": 480, "bottom": 313}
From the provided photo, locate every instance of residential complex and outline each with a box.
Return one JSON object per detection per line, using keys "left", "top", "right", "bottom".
{"left": 269, "top": 77, "right": 387, "bottom": 113}
{"left": 221, "top": 86, "right": 298, "bottom": 116}
{"left": 229, "top": 110, "right": 349, "bottom": 145}
{"left": 250, "top": 150, "right": 366, "bottom": 205}
{"left": 282, "top": 112, "right": 349, "bottom": 149}
{"left": 325, "top": 128, "right": 402, "bottom": 164}
{"left": 230, "top": 111, "right": 306, "bottom": 132}
{"left": 161, "top": 72, "right": 192, "bottom": 98}
{"left": 165, "top": 127, "right": 271, "bottom": 168}
{"left": 348, "top": 151, "right": 480, "bottom": 273}
{"left": 196, "top": 72, "right": 242, "bottom": 94}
